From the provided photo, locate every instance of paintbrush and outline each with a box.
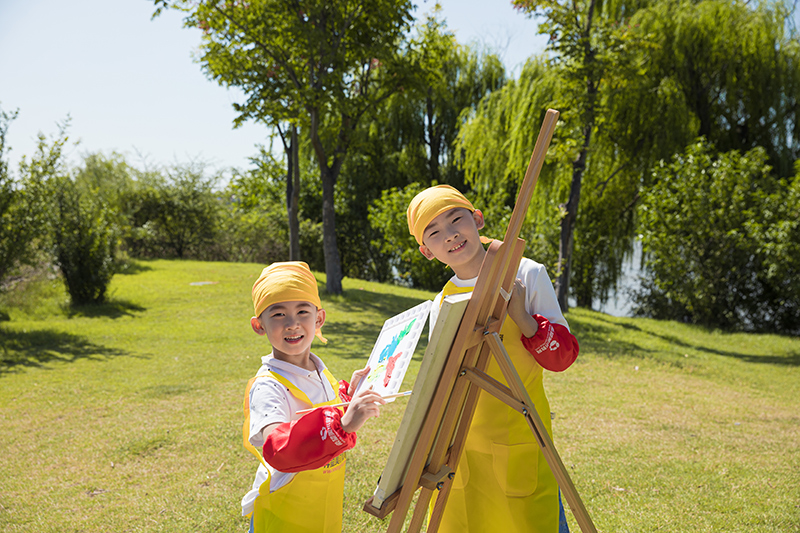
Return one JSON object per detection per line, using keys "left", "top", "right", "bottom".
{"left": 295, "top": 390, "right": 412, "bottom": 415}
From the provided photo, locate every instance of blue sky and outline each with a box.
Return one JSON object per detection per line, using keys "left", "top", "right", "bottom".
{"left": 0, "top": 0, "right": 547, "bottom": 176}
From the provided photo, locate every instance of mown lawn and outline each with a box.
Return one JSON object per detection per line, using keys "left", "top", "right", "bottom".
{"left": 0, "top": 259, "right": 797, "bottom": 532}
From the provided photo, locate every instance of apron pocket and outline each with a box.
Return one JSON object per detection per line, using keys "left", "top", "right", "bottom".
{"left": 490, "top": 442, "right": 539, "bottom": 497}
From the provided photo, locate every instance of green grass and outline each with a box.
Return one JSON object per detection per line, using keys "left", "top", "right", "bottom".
{"left": 0, "top": 259, "right": 798, "bottom": 532}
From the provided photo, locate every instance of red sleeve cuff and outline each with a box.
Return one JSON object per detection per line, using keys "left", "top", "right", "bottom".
{"left": 520, "top": 314, "right": 579, "bottom": 372}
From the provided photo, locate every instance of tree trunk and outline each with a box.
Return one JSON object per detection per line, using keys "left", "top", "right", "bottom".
{"left": 555, "top": 125, "right": 589, "bottom": 311}
{"left": 555, "top": 0, "right": 598, "bottom": 312}
{"left": 308, "top": 107, "right": 348, "bottom": 295}
{"left": 426, "top": 88, "right": 441, "bottom": 183}
{"left": 320, "top": 165, "right": 343, "bottom": 294}
{"left": 287, "top": 125, "right": 301, "bottom": 261}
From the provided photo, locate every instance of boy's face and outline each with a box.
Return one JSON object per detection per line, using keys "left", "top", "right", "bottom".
{"left": 419, "top": 207, "right": 485, "bottom": 274}
{"left": 250, "top": 300, "right": 326, "bottom": 360}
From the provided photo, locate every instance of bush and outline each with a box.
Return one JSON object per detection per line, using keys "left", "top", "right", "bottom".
{"left": 0, "top": 107, "right": 47, "bottom": 286}
{"left": 50, "top": 176, "right": 119, "bottom": 305}
{"left": 124, "top": 164, "right": 219, "bottom": 259}
{"left": 634, "top": 139, "right": 800, "bottom": 333}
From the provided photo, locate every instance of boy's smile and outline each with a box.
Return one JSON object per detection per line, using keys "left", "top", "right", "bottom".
{"left": 419, "top": 207, "right": 486, "bottom": 279}
{"left": 251, "top": 300, "right": 326, "bottom": 368}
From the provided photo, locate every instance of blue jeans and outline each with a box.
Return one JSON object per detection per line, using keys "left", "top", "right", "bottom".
{"left": 559, "top": 490, "right": 571, "bottom": 533}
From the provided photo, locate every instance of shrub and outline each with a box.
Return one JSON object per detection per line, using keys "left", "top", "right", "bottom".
{"left": 124, "top": 164, "right": 219, "bottom": 259}
{"left": 0, "top": 107, "right": 47, "bottom": 286}
{"left": 50, "top": 176, "right": 119, "bottom": 305}
{"left": 634, "top": 139, "right": 800, "bottom": 333}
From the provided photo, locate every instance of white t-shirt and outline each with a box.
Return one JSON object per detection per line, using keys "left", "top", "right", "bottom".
{"left": 241, "top": 353, "right": 339, "bottom": 517}
{"left": 430, "top": 257, "right": 569, "bottom": 334}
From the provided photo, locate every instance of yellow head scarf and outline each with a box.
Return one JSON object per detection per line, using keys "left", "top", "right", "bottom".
{"left": 406, "top": 185, "right": 477, "bottom": 245}
{"left": 252, "top": 261, "right": 327, "bottom": 343}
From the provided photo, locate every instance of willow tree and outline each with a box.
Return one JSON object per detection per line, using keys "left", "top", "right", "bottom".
{"left": 153, "top": 0, "right": 414, "bottom": 293}
{"left": 461, "top": 0, "right": 798, "bottom": 310}
{"left": 509, "top": 0, "right": 651, "bottom": 310}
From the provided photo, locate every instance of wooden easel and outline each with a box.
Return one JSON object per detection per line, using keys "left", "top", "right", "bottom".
{"left": 363, "top": 109, "right": 597, "bottom": 533}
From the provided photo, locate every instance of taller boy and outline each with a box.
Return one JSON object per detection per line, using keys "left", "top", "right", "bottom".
{"left": 407, "top": 185, "right": 579, "bottom": 533}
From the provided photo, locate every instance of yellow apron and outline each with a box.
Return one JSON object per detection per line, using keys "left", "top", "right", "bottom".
{"left": 243, "top": 368, "right": 347, "bottom": 533}
{"left": 432, "top": 282, "right": 560, "bottom": 533}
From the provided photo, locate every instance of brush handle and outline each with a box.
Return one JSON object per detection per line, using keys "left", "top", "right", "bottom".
{"left": 295, "top": 391, "right": 412, "bottom": 415}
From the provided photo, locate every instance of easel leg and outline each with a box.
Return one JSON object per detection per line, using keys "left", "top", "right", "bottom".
{"left": 485, "top": 332, "right": 597, "bottom": 533}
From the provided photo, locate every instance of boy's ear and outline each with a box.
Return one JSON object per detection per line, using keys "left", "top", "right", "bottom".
{"left": 251, "top": 316, "right": 266, "bottom": 336}
{"left": 473, "top": 209, "right": 485, "bottom": 231}
{"left": 315, "top": 308, "right": 326, "bottom": 329}
{"left": 419, "top": 244, "right": 436, "bottom": 261}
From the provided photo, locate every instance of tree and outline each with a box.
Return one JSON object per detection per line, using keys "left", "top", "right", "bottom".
{"left": 460, "top": 0, "right": 799, "bottom": 311}
{"left": 340, "top": 14, "right": 506, "bottom": 283}
{"left": 153, "top": 0, "right": 415, "bottom": 294}
{"left": 0, "top": 105, "right": 39, "bottom": 286}
{"left": 512, "top": 0, "right": 647, "bottom": 311}
{"left": 126, "top": 163, "right": 220, "bottom": 259}
{"left": 629, "top": 0, "right": 800, "bottom": 178}
{"left": 635, "top": 139, "right": 800, "bottom": 333}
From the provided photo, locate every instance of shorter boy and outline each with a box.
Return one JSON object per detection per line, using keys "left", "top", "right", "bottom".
{"left": 241, "top": 261, "right": 385, "bottom": 533}
{"left": 407, "top": 185, "right": 578, "bottom": 533}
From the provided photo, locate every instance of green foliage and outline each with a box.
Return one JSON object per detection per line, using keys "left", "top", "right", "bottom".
{"left": 0, "top": 105, "right": 40, "bottom": 286}
{"left": 154, "top": 0, "right": 418, "bottom": 293}
{"left": 328, "top": 16, "right": 507, "bottom": 285}
{"left": 630, "top": 0, "right": 800, "bottom": 177}
{"left": 368, "top": 183, "right": 449, "bottom": 290}
{"left": 125, "top": 163, "right": 220, "bottom": 259}
{"left": 50, "top": 175, "right": 119, "bottom": 305}
{"left": 635, "top": 139, "right": 800, "bottom": 333}
{"left": 214, "top": 167, "right": 290, "bottom": 264}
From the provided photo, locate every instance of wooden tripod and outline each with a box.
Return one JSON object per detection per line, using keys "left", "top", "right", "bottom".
{"left": 363, "top": 109, "right": 597, "bottom": 533}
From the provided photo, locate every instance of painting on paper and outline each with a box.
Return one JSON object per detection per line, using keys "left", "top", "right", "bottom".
{"left": 354, "top": 299, "right": 433, "bottom": 399}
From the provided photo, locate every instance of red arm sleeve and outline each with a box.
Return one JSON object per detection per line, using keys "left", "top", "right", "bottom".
{"left": 262, "top": 407, "right": 357, "bottom": 473}
{"left": 520, "top": 314, "right": 579, "bottom": 372}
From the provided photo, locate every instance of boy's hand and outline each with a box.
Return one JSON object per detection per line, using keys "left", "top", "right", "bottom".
{"left": 506, "top": 278, "right": 539, "bottom": 338}
{"left": 340, "top": 387, "right": 385, "bottom": 433}
{"left": 348, "top": 365, "right": 370, "bottom": 396}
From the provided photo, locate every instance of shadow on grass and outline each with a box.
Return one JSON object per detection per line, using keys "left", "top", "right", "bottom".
{"left": 116, "top": 261, "right": 154, "bottom": 276}
{"left": 320, "top": 287, "right": 432, "bottom": 361}
{"left": 580, "top": 313, "right": 800, "bottom": 367}
{"left": 321, "top": 287, "right": 429, "bottom": 321}
{"left": 568, "top": 315, "right": 653, "bottom": 360}
{"left": 0, "top": 327, "right": 132, "bottom": 375}
{"left": 65, "top": 299, "right": 146, "bottom": 319}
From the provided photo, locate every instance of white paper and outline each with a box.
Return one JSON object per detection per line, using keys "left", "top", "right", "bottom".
{"left": 354, "top": 299, "right": 433, "bottom": 399}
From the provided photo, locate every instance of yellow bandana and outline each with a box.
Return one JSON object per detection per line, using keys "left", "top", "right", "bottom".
{"left": 406, "top": 185, "right": 476, "bottom": 245}
{"left": 251, "top": 261, "right": 327, "bottom": 343}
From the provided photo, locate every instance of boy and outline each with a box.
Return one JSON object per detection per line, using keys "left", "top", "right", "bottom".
{"left": 241, "top": 261, "right": 385, "bottom": 532}
{"left": 406, "top": 185, "right": 578, "bottom": 533}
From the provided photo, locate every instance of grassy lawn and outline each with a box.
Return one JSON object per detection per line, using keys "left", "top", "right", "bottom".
{"left": 0, "top": 259, "right": 798, "bottom": 532}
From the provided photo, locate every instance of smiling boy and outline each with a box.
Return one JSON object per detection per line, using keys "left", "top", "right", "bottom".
{"left": 241, "top": 261, "right": 385, "bottom": 532}
{"left": 407, "top": 185, "right": 578, "bottom": 533}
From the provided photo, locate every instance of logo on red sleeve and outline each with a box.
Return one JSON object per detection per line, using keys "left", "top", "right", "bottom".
{"left": 323, "top": 410, "right": 344, "bottom": 446}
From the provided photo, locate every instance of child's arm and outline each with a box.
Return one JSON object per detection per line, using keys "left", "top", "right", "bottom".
{"left": 508, "top": 277, "right": 579, "bottom": 372}
{"left": 261, "top": 388, "right": 385, "bottom": 473}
